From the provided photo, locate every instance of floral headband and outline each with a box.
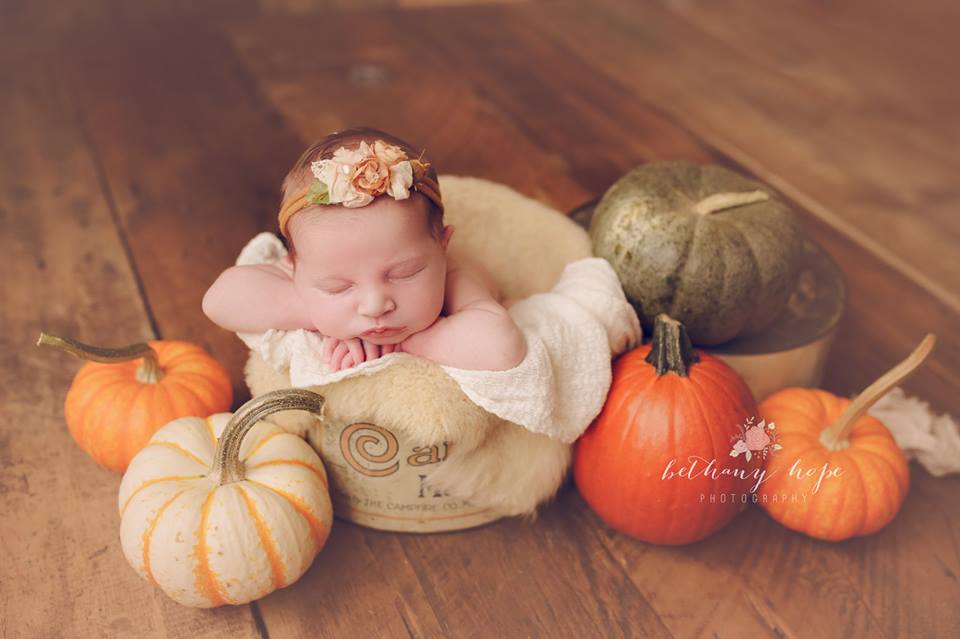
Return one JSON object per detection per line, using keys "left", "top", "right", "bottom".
{"left": 278, "top": 139, "right": 443, "bottom": 238}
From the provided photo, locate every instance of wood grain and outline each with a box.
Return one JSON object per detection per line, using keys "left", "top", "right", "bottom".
{"left": 0, "top": 44, "right": 261, "bottom": 639}
{"left": 398, "top": 1, "right": 960, "bottom": 416}
{"left": 58, "top": 20, "right": 301, "bottom": 405}
{"left": 2, "top": 1, "right": 958, "bottom": 638}
{"left": 58, "top": 16, "right": 674, "bottom": 638}
{"left": 537, "top": 0, "right": 960, "bottom": 311}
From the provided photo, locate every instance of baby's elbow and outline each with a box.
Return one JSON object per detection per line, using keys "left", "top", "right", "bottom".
{"left": 201, "top": 279, "right": 235, "bottom": 330}
{"left": 505, "top": 329, "right": 527, "bottom": 370}
{"left": 489, "top": 322, "right": 527, "bottom": 371}
{"left": 201, "top": 286, "right": 224, "bottom": 326}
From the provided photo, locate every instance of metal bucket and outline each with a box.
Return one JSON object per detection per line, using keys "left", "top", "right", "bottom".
{"left": 303, "top": 416, "right": 502, "bottom": 533}
{"left": 705, "top": 237, "right": 846, "bottom": 400}
{"left": 569, "top": 200, "right": 846, "bottom": 400}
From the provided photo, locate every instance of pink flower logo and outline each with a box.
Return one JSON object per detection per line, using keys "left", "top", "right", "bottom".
{"left": 729, "top": 417, "right": 781, "bottom": 462}
{"left": 744, "top": 425, "right": 771, "bottom": 451}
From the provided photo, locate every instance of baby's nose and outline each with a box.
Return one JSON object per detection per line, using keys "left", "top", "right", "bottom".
{"left": 358, "top": 290, "right": 396, "bottom": 317}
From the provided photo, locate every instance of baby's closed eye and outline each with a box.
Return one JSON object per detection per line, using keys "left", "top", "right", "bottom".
{"left": 319, "top": 285, "right": 352, "bottom": 295}
{"left": 315, "top": 267, "right": 425, "bottom": 294}
{"left": 390, "top": 268, "right": 424, "bottom": 280}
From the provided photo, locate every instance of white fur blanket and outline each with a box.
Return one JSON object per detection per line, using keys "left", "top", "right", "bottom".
{"left": 870, "top": 387, "right": 960, "bottom": 477}
{"left": 235, "top": 232, "right": 641, "bottom": 444}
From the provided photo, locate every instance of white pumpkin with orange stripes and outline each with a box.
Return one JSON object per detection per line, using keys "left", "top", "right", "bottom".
{"left": 118, "top": 389, "right": 333, "bottom": 607}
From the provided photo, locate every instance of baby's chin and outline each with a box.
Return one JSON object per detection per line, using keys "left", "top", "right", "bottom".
{"left": 354, "top": 328, "right": 410, "bottom": 345}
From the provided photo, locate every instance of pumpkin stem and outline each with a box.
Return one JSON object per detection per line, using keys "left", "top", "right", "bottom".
{"left": 693, "top": 190, "right": 770, "bottom": 215}
{"left": 820, "top": 334, "right": 936, "bottom": 451}
{"left": 36, "top": 331, "right": 164, "bottom": 383}
{"left": 212, "top": 389, "right": 326, "bottom": 485}
{"left": 644, "top": 314, "right": 700, "bottom": 377}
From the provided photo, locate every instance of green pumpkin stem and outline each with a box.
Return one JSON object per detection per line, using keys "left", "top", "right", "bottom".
{"left": 212, "top": 389, "right": 326, "bottom": 485}
{"left": 694, "top": 190, "right": 770, "bottom": 215}
{"left": 644, "top": 314, "right": 700, "bottom": 377}
{"left": 37, "top": 331, "right": 164, "bottom": 383}
{"left": 820, "top": 334, "right": 936, "bottom": 451}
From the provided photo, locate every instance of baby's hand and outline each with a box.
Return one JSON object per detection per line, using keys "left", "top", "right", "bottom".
{"left": 321, "top": 336, "right": 401, "bottom": 372}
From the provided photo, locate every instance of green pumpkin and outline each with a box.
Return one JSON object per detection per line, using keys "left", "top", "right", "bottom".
{"left": 590, "top": 161, "right": 802, "bottom": 345}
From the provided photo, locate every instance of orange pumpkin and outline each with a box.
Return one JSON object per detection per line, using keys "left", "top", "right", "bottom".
{"left": 574, "top": 314, "right": 763, "bottom": 545}
{"left": 756, "top": 334, "right": 934, "bottom": 541}
{"left": 39, "top": 333, "right": 233, "bottom": 472}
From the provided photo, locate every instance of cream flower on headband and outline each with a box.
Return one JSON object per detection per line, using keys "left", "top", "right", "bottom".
{"left": 307, "top": 140, "right": 418, "bottom": 208}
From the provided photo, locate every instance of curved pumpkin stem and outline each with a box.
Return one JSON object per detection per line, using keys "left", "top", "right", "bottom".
{"left": 37, "top": 331, "right": 164, "bottom": 383}
{"left": 820, "top": 334, "right": 936, "bottom": 451}
{"left": 644, "top": 314, "right": 700, "bottom": 377}
{"left": 212, "top": 389, "right": 326, "bottom": 485}
{"left": 693, "top": 190, "right": 770, "bottom": 215}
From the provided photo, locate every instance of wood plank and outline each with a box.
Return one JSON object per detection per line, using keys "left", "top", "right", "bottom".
{"left": 393, "top": 5, "right": 960, "bottom": 637}
{"left": 361, "top": 2, "right": 960, "bottom": 417}
{"left": 14, "top": 2, "right": 959, "bottom": 637}
{"left": 60, "top": 19, "right": 449, "bottom": 638}
{"left": 221, "top": 8, "right": 887, "bottom": 638}
{"left": 513, "top": 1, "right": 960, "bottom": 415}
{"left": 576, "top": 471, "right": 960, "bottom": 639}
{"left": 0, "top": 0, "right": 258, "bottom": 37}
{"left": 232, "top": 6, "right": 960, "bottom": 637}
{"left": 574, "top": 499, "right": 856, "bottom": 639}
{"left": 222, "top": 13, "right": 677, "bottom": 636}
{"left": 394, "top": 488, "right": 672, "bottom": 638}
{"left": 260, "top": 491, "right": 674, "bottom": 638}
{"left": 223, "top": 12, "right": 590, "bottom": 208}
{"left": 0, "top": 43, "right": 261, "bottom": 639}
{"left": 58, "top": 19, "right": 298, "bottom": 405}
{"left": 60, "top": 17, "right": 677, "bottom": 637}
{"left": 540, "top": 0, "right": 960, "bottom": 311}
{"left": 255, "top": 520, "right": 448, "bottom": 638}
{"left": 0, "top": 0, "right": 524, "bottom": 38}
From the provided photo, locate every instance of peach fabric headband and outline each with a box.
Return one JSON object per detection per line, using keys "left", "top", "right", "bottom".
{"left": 278, "top": 139, "right": 444, "bottom": 238}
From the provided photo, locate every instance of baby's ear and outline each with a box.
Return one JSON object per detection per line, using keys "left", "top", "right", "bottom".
{"left": 278, "top": 253, "right": 295, "bottom": 276}
{"left": 441, "top": 224, "right": 455, "bottom": 249}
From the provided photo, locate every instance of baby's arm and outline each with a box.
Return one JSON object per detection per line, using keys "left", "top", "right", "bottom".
{"left": 202, "top": 261, "right": 314, "bottom": 333}
{"left": 400, "top": 259, "right": 526, "bottom": 371}
{"left": 204, "top": 260, "right": 389, "bottom": 372}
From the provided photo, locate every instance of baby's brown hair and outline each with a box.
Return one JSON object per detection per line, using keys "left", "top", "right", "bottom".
{"left": 279, "top": 127, "right": 444, "bottom": 248}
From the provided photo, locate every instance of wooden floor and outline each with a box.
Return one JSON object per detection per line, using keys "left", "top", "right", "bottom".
{"left": 2, "top": 1, "right": 958, "bottom": 637}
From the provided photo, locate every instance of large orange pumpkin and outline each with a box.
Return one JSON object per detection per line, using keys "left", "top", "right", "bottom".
{"left": 756, "top": 334, "right": 934, "bottom": 541}
{"left": 574, "top": 314, "right": 763, "bottom": 545}
{"left": 39, "top": 333, "right": 233, "bottom": 472}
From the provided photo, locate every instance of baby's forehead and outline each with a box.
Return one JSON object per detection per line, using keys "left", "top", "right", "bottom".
{"left": 289, "top": 206, "right": 435, "bottom": 266}
{"left": 294, "top": 234, "right": 432, "bottom": 280}
{"left": 290, "top": 210, "right": 431, "bottom": 245}
{"left": 292, "top": 194, "right": 428, "bottom": 228}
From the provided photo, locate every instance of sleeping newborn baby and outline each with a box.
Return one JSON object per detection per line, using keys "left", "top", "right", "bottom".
{"left": 202, "top": 127, "right": 526, "bottom": 373}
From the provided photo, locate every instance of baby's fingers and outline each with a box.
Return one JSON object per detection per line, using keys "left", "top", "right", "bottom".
{"left": 380, "top": 343, "right": 397, "bottom": 355}
{"left": 346, "top": 338, "right": 365, "bottom": 366}
{"left": 361, "top": 339, "right": 380, "bottom": 362}
{"left": 329, "top": 342, "right": 349, "bottom": 371}
{"left": 322, "top": 337, "right": 338, "bottom": 363}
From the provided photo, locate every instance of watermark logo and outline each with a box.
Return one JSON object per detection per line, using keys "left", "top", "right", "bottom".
{"left": 659, "top": 415, "right": 845, "bottom": 502}
{"left": 728, "top": 416, "right": 781, "bottom": 462}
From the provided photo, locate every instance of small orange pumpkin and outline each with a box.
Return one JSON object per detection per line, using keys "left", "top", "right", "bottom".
{"left": 575, "top": 314, "right": 763, "bottom": 545}
{"left": 757, "top": 334, "right": 934, "bottom": 541}
{"left": 39, "top": 333, "right": 233, "bottom": 472}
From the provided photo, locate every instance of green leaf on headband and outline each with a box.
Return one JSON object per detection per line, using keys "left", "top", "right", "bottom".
{"left": 305, "top": 180, "right": 330, "bottom": 205}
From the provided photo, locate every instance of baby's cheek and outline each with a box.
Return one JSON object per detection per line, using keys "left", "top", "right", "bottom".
{"left": 408, "top": 279, "right": 445, "bottom": 326}
{"left": 307, "top": 299, "right": 352, "bottom": 338}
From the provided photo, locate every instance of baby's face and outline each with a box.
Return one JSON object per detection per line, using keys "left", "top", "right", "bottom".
{"left": 287, "top": 195, "right": 450, "bottom": 345}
